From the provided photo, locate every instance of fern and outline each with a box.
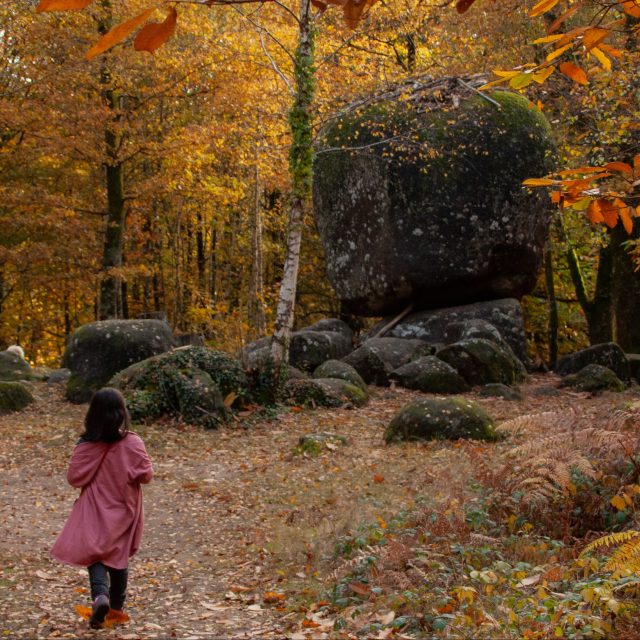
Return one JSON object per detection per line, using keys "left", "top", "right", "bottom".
{"left": 582, "top": 530, "right": 640, "bottom": 575}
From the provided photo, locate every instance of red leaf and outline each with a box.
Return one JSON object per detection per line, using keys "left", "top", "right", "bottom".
{"left": 456, "top": 0, "right": 477, "bottom": 13}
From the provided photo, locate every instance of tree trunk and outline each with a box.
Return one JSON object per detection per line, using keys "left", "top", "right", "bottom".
{"left": 249, "top": 141, "right": 266, "bottom": 336}
{"left": 544, "top": 241, "right": 558, "bottom": 368}
{"left": 270, "top": 0, "right": 315, "bottom": 366}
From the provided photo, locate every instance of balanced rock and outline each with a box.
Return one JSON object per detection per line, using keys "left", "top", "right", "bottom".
{"left": 390, "top": 356, "right": 469, "bottom": 394}
{"left": 313, "top": 79, "right": 556, "bottom": 316}
{"left": 385, "top": 397, "right": 498, "bottom": 442}
{"left": 64, "top": 319, "right": 174, "bottom": 403}
{"left": 368, "top": 299, "right": 528, "bottom": 364}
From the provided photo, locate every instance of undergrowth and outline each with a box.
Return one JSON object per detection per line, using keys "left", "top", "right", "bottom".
{"left": 317, "top": 403, "right": 640, "bottom": 639}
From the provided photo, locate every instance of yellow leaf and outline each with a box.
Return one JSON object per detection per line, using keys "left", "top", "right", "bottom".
{"left": 529, "top": 0, "right": 560, "bottom": 18}
{"left": 86, "top": 7, "right": 157, "bottom": 60}
{"left": 582, "top": 27, "right": 609, "bottom": 51}
{"left": 546, "top": 43, "right": 573, "bottom": 62}
{"left": 611, "top": 494, "right": 627, "bottom": 511}
{"left": 533, "top": 34, "right": 564, "bottom": 44}
{"left": 607, "top": 598, "right": 621, "bottom": 614}
{"left": 533, "top": 66, "right": 556, "bottom": 83}
{"left": 134, "top": 7, "right": 178, "bottom": 54}
{"left": 223, "top": 392, "right": 238, "bottom": 408}
{"left": 559, "top": 62, "right": 589, "bottom": 85}
{"left": 509, "top": 73, "right": 534, "bottom": 89}
{"left": 493, "top": 69, "right": 521, "bottom": 78}
{"left": 581, "top": 587, "right": 594, "bottom": 603}
{"left": 523, "top": 178, "right": 555, "bottom": 186}
{"left": 36, "top": 0, "right": 92, "bottom": 11}
{"left": 590, "top": 47, "right": 611, "bottom": 71}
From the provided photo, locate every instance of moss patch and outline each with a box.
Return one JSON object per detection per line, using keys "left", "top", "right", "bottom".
{"left": 0, "top": 382, "right": 35, "bottom": 415}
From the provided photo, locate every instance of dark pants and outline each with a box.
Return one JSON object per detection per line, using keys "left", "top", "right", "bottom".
{"left": 88, "top": 563, "right": 128, "bottom": 611}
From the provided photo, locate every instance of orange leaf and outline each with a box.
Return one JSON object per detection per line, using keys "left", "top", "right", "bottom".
{"left": 311, "top": 0, "right": 328, "bottom": 10}
{"left": 634, "top": 154, "right": 640, "bottom": 174}
{"left": 263, "top": 591, "right": 286, "bottom": 603}
{"left": 621, "top": 0, "right": 640, "bottom": 18}
{"left": 582, "top": 27, "right": 609, "bottom": 51}
{"left": 598, "top": 199, "right": 619, "bottom": 228}
{"left": 86, "top": 7, "right": 156, "bottom": 60}
{"left": 134, "top": 7, "right": 177, "bottom": 54}
{"left": 547, "top": 5, "right": 579, "bottom": 33}
{"left": 529, "top": 0, "right": 560, "bottom": 17}
{"left": 620, "top": 206, "right": 634, "bottom": 234}
{"left": 523, "top": 178, "right": 555, "bottom": 186}
{"left": 456, "top": 0, "right": 477, "bottom": 13}
{"left": 302, "top": 619, "right": 321, "bottom": 628}
{"left": 599, "top": 43, "right": 622, "bottom": 58}
{"left": 602, "top": 162, "right": 632, "bottom": 174}
{"left": 348, "top": 581, "right": 371, "bottom": 596}
{"left": 342, "top": 0, "right": 368, "bottom": 29}
{"left": 559, "top": 62, "right": 589, "bottom": 85}
{"left": 587, "top": 200, "right": 604, "bottom": 224}
{"left": 373, "top": 474, "right": 385, "bottom": 483}
{"left": 36, "top": 0, "right": 92, "bottom": 11}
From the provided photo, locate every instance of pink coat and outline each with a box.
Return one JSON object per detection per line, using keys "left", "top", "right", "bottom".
{"left": 51, "top": 433, "right": 153, "bottom": 569}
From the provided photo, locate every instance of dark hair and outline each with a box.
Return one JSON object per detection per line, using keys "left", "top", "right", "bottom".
{"left": 81, "top": 387, "right": 130, "bottom": 443}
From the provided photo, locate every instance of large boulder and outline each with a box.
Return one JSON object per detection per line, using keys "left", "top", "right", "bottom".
{"left": 0, "top": 350, "right": 33, "bottom": 382}
{"left": 343, "top": 337, "right": 432, "bottom": 385}
{"left": 368, "top": 299, "right": 528, "bottom": 364}
{"left": 556, "top": 343, "right": 630, "bottom": 381}
{"left": 437, "top": 338, "right": 526, "bottom": 386}
{"left": 389, "top": 356, "right": 470, "bottom": 394}
{"left": 313, "top": 79, "right": 556, "bottom": 316}
{"left": 300, "top": 318, "right": 354, "bottom": 342}
{"left": 384, "top": 397, "right": 498, "bottom": 443}
{"left": 289, "top": 330, "right": 352, "bottom": 372}
{"left": 0, "top": 382, "right": 35, "bottom": 415}
{"left": 64, "top": 319, "right": 174, "bottom": 403}
{"left": 111, "top": 346, "right": 247, "bottom": 427}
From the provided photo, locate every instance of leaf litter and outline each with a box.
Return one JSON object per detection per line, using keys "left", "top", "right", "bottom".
{"left": 0, "top": 375, "right": 637, "bottom": 638}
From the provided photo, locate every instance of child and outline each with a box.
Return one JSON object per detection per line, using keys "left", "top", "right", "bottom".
{"left": 51, "top": 387, "right": 153, "bottom": 628}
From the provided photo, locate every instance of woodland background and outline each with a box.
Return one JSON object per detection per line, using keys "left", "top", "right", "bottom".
{"left": 0, "top": 0, "right": 638, "bottom": 365}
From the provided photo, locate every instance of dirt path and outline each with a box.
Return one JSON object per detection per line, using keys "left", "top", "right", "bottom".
{"left": 0, "top": 377, "right": 634, "bottom": 638}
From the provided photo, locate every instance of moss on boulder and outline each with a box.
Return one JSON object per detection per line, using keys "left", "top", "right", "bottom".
{"left": 314, "top": 78, "right": 556, "bottom": 316}
{"left": 0, "top": 351, "right": 33, "bottom": 382}
{"left": 385, "top": 396, "right": 498, "bottom": 443}
{"left": 437, "top": 338, "right": 526, "bottom": 386}
{"left": 313, "top": 359, "right": 367, "bottom": 391}
{"left": 559, "top": 364, "right": 625, "bottom": 394}
{"left": 0, "top": 382, "right": 35, "bottom": 415}
{"left": 284, "top": 377, "right": 367, "bottom": 408}
{"left": 110, "top": 346, "right": 247, "bottom": 427}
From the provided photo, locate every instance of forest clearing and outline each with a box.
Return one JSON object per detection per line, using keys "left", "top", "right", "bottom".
{"left": 1, "top": 377, "right": 640, "bottom": 639}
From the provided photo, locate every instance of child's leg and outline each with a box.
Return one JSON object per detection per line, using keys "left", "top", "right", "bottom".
{"left": 87, "top": 563, "right": 109, "bottom": 601}
{"left": 107, "top": 566, "right": 128, "bottom": 611}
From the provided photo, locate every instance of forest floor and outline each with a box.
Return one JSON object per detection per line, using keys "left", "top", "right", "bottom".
{"left": 1, "top": 376, "right": 639, "bottom": 640}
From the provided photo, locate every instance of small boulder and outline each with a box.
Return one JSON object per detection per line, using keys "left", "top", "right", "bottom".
{"left": 390, "top": 356, "right": 470, "bottom": 394}
{"left": 297, "top": 432, "right": 348, "bottom": 455}
{"left": 0, "top": 381, "right": 35, "bottom": 415}
{"left": 559, "top": 364, "right": 625, "bottom": 394}
{"left": 437, "top": 338, "right": 526, "bottom": 386}
{"left": 64, "top": 319, "right": 174, "bottom": 403}
{"left": 289, "top": 331, "right": 352, "bottom": 372}
{"left": 385, "top": 396, "right": 497, "bottom": 443}
{"left": 47, "top": 368, "right": 72, "bottom": 385}
{"left": 313, "top": 360, "right": 367, "bottom": 391}
{"left": 556, "top": 343, "right": 629, "bottom": 381}
{"left": 343, "top": 338, "right": 432, "bottom": 386}
{"left": 479, "top": 383, "right": 523, "bottom": 401}
{"left": 301, "top": 318, "right": 354, "bottom": 342}
{"left": 445, "top": 319, "right": 506, "bottom": 347}
{"left": 0, "top": 350, "right": 33, "bottom": 382}
{"left": 284, "top": 377, "right": 366, "bottom": 408}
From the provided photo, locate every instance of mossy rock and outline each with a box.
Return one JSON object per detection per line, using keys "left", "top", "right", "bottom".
{"left": 297, "top": 432, "right": 349, "bottom": 456}
{"left": 284, "top": 377, "right": 366, "bottom": 408}
{"left": 390, "top": 356, "right": 470, "bottom": 393}
{"left": 437, "top": 338, "right": 526, "bottom": 386}
{"left": 0, "top": 382, "right": 35, "bottom": 415}
{"left": 559, "top": 364, "right": 625, "bottom": 394}
{"left": 556, "top": 342, "right": 629, "bottom": 381}
{"left": 63, "top": 319, "right": 174, "bottom": 403}
{"left": 313, "top": 359, "right": 367, "bottom": 392}
{"left": 289, "top": 330, "right": 352, "bottom": 372}
{"left": 0, "top": 351, "right": 33, "bottom": 382}
{"left": 314, "top": 79, "right": 556, "bottom": 316}
{"left": 385, "top": 397, "right": 498, "bottom": 443}
{"left": 479, "top": 383, "right": 522, "bottom": 401}
{"left": 110, "top": 346, "right": 246, "bottom": 427}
